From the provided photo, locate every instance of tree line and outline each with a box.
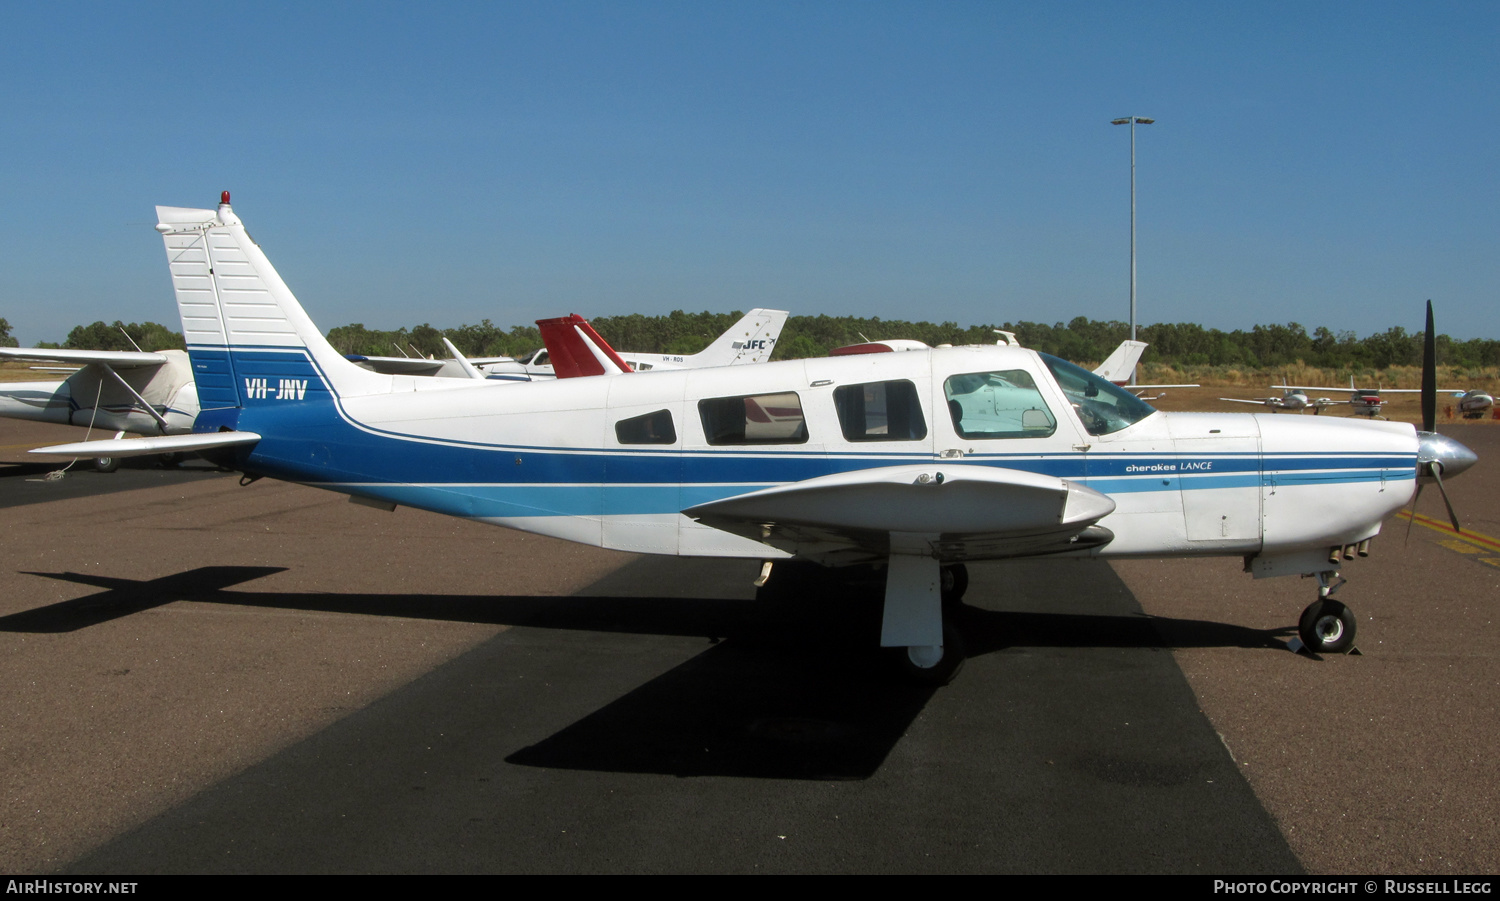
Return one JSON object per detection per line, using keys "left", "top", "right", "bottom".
{"left": 14, "top": 314, "right": 1500, "bottom": 374}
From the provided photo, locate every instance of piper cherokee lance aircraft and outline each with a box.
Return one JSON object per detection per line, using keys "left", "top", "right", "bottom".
{"left": 31, "top": 196, "right": 1481, "bottom": 684}
{"left": 0, "top": 345, "right": 199, "bottom": 471}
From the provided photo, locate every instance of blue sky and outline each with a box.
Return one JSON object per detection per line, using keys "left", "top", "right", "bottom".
{"left": 2, "top": 2, "right": 1496, "bottom": 344}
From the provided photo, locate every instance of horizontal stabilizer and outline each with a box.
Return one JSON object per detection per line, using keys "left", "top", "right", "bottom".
{"left": 29, "top": 431, "right": 261, "bottom": 459}
{"left": 0, "top": 347, "right": 168, "bottom": 368}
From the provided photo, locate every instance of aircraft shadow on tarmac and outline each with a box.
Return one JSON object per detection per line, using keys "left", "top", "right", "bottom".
{"left": 9, "top": 561, "right": 1296, "bottom": 781}
{"left": 9, "top": 563, "right": 1296, "bottom": 654}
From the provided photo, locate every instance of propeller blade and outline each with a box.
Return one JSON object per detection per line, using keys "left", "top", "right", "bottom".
{"left": 1432, "top": 465, "right": 1462, "bottom": 533}
{"left": 1405, "top": 482, "right": 1423, "bottom": 544}
{"left": 1422, "top": 300, "right": 1436, "bottom": 433}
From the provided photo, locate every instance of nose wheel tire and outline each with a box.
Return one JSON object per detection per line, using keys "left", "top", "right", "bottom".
{"left": 92, "top": 456, "right": 120, "bottom": 473}
{"left": 1298, "top": 598, "right": 1357, "bottom": 654}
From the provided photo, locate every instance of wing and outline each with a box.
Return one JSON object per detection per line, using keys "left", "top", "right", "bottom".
{"left": 0, "top": 347, "right": 168, "bottom": 369}
{"left": 1220, "top": 397, "right": 1273, "bottom": 406}
{"left": 683, "top": 464, "right": 1116, "bottom": 563}
{"left": 29, "top": 431, "right": 262, "bottom": 459}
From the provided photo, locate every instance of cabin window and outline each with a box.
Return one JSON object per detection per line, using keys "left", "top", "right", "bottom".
{"left": 1038, "top": 353, "right": 1156, "bottom": 436}
{"left": 615, "top": 409, "right": 677, "bottom": 445}
{"left": 698, "top": 392, "right": 808, "bottom": 445}
{"left": 944, "top": 370, "right": 1057, "bottom": 439}
{"left": 834, "top": 380, "right": 927, "bottom": 442}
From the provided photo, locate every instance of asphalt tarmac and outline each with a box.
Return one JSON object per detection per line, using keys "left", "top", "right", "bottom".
{"left": 1, "top": 418, "right": 1494, "bottom": 874}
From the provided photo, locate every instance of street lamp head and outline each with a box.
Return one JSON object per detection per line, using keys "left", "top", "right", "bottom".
{"left": 1111, "top": 116, "right": 1155, "bottom": 125}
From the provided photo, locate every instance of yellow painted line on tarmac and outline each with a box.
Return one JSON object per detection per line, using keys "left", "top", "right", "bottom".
{"left": 1439, "top": 539, "right": 1485, "bottom": 555}
{"left": 1395, "top": 511, "right": 1500, "bottom": 569}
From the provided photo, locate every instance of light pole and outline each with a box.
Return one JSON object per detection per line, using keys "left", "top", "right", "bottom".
{"left": 1111, "top": 115, "right": 1153, "bottom": 382}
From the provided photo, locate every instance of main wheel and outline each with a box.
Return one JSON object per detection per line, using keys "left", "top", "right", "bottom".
{"left": 896, "top": 620, "right": 967, "bottom": 686}
{"left": 1298, "top": 598, "right": 1357, "bottom": 654}
{"left": 92, "top": 456, "right": 121, "bottom": 473}
{"left": 940, "top": 563, "right": 969, "bottom": 605}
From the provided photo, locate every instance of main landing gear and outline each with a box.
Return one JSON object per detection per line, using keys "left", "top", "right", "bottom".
{"left": 897, "top": 610, "right": 967, "bottom": 685}
{"left": 878, "top": 533, "right": 972, "bottom": 685}
{"left": 755, "top": 556, "right": 972, "bottom": 686}
{"left": 1297, "top": 570, "right": 1357, "bottom": 655}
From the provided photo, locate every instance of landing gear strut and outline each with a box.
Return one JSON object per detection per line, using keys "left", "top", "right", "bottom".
{"left": 881, "top": 536, "right": 969, "bottom": 685}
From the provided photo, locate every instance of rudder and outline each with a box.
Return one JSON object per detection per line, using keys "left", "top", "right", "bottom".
{"left": 156, "top": 193, "right": 385, "bottom": 411}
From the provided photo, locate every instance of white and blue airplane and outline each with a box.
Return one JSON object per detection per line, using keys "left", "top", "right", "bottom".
{"left": 32, "top": 196, "right": 1480, "bottom": 683}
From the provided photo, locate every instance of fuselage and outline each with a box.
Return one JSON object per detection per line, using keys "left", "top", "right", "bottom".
{"left": 207, "top": 342, "right": 1420, "bottom": 563}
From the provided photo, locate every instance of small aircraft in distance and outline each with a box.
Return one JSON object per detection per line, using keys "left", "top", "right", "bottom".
{"left": 32, "top": 196, "right": 1480, "bottom": 685}
{"left": 1455, "top": 388, "right": 1494, "bottom": 419}
{"left": 0, "top": 345, "right": 199, "bottom": 471}
{"left": 1272, "top": 378, "right": 1481, "bottom": 420}
{"left": 1220, "top": 387, "right": 1338, "bottom": 415}
{"left": 352, "top": 308, "right": 789, "bottom": 381}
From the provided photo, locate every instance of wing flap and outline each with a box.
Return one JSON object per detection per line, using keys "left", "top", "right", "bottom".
{"left": 683, "top": 464, "right": 1116, "bottom": 561}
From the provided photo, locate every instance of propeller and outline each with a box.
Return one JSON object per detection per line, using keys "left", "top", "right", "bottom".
{"left": 1408, "top": 300, "right": 1466, "bottom": 538}
{"left": 1422, "top": 300, "right": 1436, "bottom": 433}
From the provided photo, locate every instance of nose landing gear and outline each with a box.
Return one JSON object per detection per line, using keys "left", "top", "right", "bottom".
{"left": 1298, "top": 571, "right": 1357, "bottom": 655}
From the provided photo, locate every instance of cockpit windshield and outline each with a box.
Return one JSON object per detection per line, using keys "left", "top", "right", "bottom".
{"left": 1039, "top": 353, "right": 1157, "bottom": 436}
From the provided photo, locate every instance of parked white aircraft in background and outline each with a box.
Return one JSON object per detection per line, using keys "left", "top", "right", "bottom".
{"left": 1091, "top": 339, "right": 1198, "bottom": 398}
{"left": 831, "top": 337, "right": 1194, "bottom": 399}
{"left": 1220, "top": 387, "right": 1338, "bottom": 415}
{"left": 31, "top": 198, "right": 1480, "bottom": 685}
{"left": 1273, "top": 378, "right": 1482, "bottom": 420}
{"left": 0, "top": 347, "right": 199, "bottom": 470}
{"left": 346, "top": 307, "right": 786, "bottom": 381}
{"left": 1455, "top": 388, "right": 1494, "bottom": 419}
{"left": 468, "top": 308, "right": 788, "bottom": 380}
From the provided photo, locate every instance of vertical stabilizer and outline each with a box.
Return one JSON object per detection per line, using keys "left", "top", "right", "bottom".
{"left": 536, "top": 314, "right": 633, "bottom": 378}
{"left": 685, "top": 308, "right": 788, "bottom": 367}
{"left": 1093, "top": 340, "right": 1148, "bottom": 385}
{"left": 156, "top": 195, "right": 386, "bottom": 408}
